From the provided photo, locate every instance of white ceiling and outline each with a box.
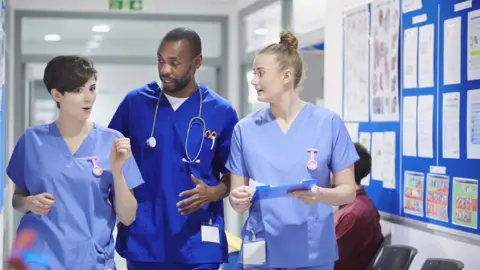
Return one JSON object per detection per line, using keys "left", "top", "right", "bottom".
{"left": 21, "top": 17, "right": 223, "bottom": 57}
{"left": 22, "top": 18, "right": 221, "bottom": 41}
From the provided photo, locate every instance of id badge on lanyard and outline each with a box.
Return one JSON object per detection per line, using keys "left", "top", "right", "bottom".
{"left": 201, "top": 218, "right": 220, "bottom": 244}
{"left": 243, "top": 229, "right": 266, "bottom": 266}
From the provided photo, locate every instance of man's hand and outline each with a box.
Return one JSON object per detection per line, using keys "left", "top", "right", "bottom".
{"left": 177, "top": 174, "right": 218, "bottom": 215}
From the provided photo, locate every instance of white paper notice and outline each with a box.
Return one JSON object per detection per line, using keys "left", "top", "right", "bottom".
{"left": 382, "top": 132, "right": 397, "bottom": 189}
{"left": 345, "top": 122, "right": 359, "bottom": 142}
{"left": 467, "top": 89, "right": 480, "bottom": 159}
{"left": 443, "top": 92, "right": 461, "bottom": 159}
{"left": 402, "top": 0, "right": 422, "bottom": 13}
{"left": 402, "top": 96, "right": 418, "bottom": 156}
{"left": 468, "top": 9, "right": 480, "bottom": 81}
{"left": 344, "top": 5, "right": 370, "bottom": 122}
{"left": 371, "top": 132, "right": 384, "bottom": 182}
{"left": 419, "top": 24, "right": 435, "bottom": 88}
{"left": 404, "top": 27, "right": 419, "bottom": 89}
{"left": 359, "top": 132, "right": 372, "bottom": 186}
{"left": 444, "top": 17, "right": 462, "bottom": 85}
{"left": 417, "top": 95, "right": 434, "bottom": 158}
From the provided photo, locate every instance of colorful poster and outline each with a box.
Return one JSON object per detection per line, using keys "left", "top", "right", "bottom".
{"left": 453, "top": 177, "right": 478, "bottom": 229}
{"left": 426, "top": 174, "right": 450, "bottom": 222}
{"left": 403, "top": 171, "right": 425, "bottom": 217}
{"left": 370, "top": 0, "right": 400, "bottom": 122}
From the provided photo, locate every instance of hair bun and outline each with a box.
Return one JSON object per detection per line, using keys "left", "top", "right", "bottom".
{"left": 279, "top": 31, "right": 299, "bottom": 51}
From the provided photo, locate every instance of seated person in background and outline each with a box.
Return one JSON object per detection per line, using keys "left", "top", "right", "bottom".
{"left": 334, "top": 143, "right": 383, "bottom": 270}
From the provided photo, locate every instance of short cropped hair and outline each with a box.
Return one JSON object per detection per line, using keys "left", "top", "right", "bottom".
{"left": 353, "top": 143, "right": 372, "bottom": 185}
{"left": 43, "top": 56, "right": 97, "bottom": 108}
{"left": 161, "top": 27, "right": 202, "bottom": 57}
{"left": 43, "top": 55, "right": 97, "bottom": 94}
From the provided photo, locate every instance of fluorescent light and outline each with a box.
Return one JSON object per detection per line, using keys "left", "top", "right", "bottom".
{"left": 92, "top": 24, "right": 111, "bottom": 33}
{"left": 92, "top": 34, "right": 104, "bottom": 41}
{"left": 44, "top": 34, "right": 61, "bottom": 42}
{"left": 254, "top": 28, "right": 268, "bottom": 35}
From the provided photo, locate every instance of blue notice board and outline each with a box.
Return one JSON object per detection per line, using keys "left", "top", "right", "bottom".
{"left": 342, "top": 0, "right": 480, "bottom": 236}
{"left": 401, "top": 0, "right": 480, "bottom": 236}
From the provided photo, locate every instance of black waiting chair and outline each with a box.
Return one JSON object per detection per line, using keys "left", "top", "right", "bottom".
{"left": 369, "top": 244, "right": 418, "bottom": 270}
{"left": 420, "top": 258, "right": 464, "bottom": 270}
{"left": 366, "top": 233, "right": 392, "bottom": 269}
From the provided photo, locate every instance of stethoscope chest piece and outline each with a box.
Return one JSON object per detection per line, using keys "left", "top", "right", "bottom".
{"left": 146, "top": 136, "right": 157, "bottom": 148}
{"left": 146, "top": 85, "right": 205, "bottom": 164}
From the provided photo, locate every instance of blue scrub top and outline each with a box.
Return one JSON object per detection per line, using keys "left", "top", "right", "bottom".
{"left": 226, "top": 104, "right": 359, "bottom": 268}
{"left": 6, "top": 123, "right": 144, "bottom": 270}
{"left": 108, "top": 82, "right": 239, "bottom": 264}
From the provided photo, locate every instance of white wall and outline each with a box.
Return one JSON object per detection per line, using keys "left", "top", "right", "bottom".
{"left": 324, "top": 0, "right": 480, "bottom": 269}
{"left": 11, "top": 0, "right": 232, "bottom": 15}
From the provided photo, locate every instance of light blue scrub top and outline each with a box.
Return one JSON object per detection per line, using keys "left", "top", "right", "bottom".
{"left": 108, "top": 82, "right": 239, "bottom": 264}
{"left": 6, "top": 123, "right": 144, "bottom": 270}
{"left": 225, "top": 104, "right": 359, "bottom": 268}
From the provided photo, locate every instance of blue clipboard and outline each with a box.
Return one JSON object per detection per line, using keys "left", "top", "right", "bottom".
{"left": 251, "top": 179, "right": 317, "bottom": 201}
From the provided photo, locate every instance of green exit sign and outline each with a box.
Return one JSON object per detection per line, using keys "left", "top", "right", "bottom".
{"left": 109, "top": 0, "right": 143, "bottom": 11}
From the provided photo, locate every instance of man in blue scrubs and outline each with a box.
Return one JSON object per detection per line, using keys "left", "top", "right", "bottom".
{"left": 108, "top": 28, "right": 239, "bottom": 270}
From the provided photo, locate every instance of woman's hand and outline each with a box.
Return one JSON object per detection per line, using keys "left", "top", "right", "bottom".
{"left": 26, "top": 193, "right": 55, "bottom": 215}
{"left": 288, "top": 186, "right": 322, "bottom": 205}
{"left": 110, "top": 138, "right": 131, "bottom": 171}
{"left": 229, "top": 186, "right": 252, "bottom": 213}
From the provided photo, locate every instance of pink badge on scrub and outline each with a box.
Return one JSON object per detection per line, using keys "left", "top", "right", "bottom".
{"left": 306, "top": 148, "right": 318, "bottom": 171}
{"left": 88, "top": 156, "right": 103, "bottom": 176}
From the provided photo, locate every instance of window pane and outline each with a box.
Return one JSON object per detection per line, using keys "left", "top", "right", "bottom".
{"left": 292, "top": 0, "right": 326, "bottom": 35}
{"left": 21, "top": 18, "right": 222, "bottom": 58}
{"left": 245, "top": 70, "right": 268, "bottom": 114}
{"left": 243, "top": 1, "right": 282, "bottom": 53}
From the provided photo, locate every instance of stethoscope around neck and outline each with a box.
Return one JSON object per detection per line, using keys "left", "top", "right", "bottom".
{"left": 146, "top": 83, "right": 205, "bottom": 164}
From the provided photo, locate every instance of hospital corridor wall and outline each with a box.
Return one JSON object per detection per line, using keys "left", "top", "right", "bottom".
{"left": 325, "top": 0, "right": 480, "bottom": 269}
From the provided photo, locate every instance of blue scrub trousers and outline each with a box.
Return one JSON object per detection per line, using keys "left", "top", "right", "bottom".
{"left": 127, "top": 261, "right": 220, "bottom": 270}
{"left": 243, "top": 263, "right": 334, "bottom": 270}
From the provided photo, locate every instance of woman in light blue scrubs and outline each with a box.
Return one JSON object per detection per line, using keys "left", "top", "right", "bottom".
{"left": 226, "top": 31, "right": 359, "bottom": 270}
{"left": 7, "top": 56, "right": 144, "bottom": 269}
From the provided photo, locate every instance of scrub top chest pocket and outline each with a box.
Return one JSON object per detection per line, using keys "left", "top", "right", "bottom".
{"left": 204, "top": 130, "right": 218, "bottom": 151}
{"left": 302, "top": 138, "right": 332, "bottom": 185}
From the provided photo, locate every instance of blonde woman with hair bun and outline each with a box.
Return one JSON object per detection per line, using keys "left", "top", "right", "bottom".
{"left": 226, "top": 31, "right": 359, "bottom": 269}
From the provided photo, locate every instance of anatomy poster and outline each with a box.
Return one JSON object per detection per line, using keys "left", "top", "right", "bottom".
{"left": 370, "top": 0, "right": 400, "bottom": 122}
{"left": 343, "top": 5, "right": 370, "bottom": 122}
